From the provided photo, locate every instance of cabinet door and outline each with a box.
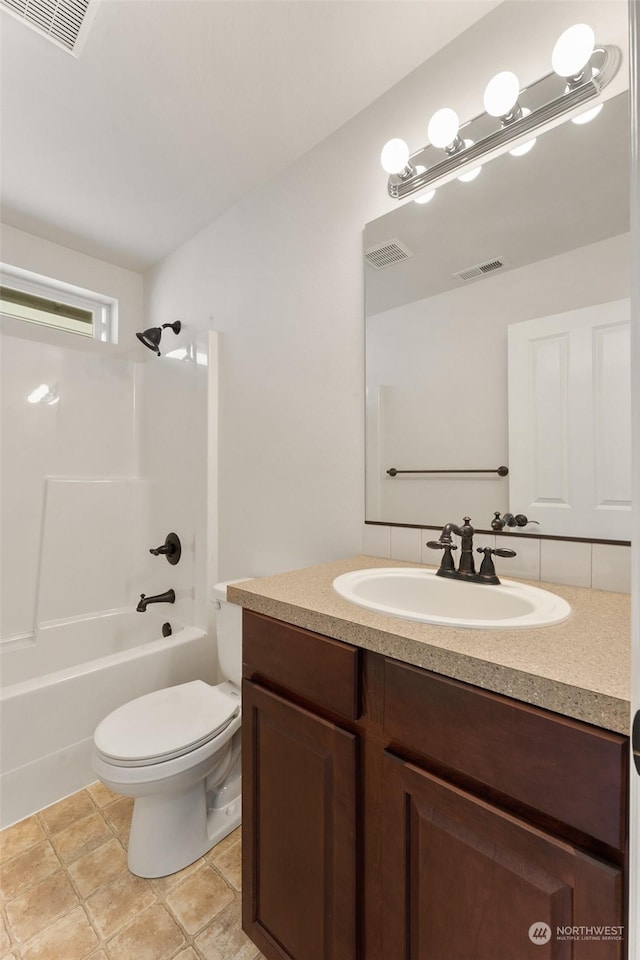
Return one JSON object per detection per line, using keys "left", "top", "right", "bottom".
{"left": 242, "top": 679, "right": 357, "bottom": 960}
{"left": 382, "top": 752, "right": 624, "bottom": 960}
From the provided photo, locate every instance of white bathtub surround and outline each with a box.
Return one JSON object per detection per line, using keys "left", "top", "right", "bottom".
{"left": 0, "top": 332, "right": 139, "bottom": 643}
{"left": 0, "top": 292, "right": 217, "bottom": 825}
{"left": 0, "top": 622, "right": 214, "bottom": 828}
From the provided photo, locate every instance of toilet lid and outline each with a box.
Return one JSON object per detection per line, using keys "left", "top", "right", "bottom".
{"left": 94, "top": 680, "right": 239, "bottom": 765}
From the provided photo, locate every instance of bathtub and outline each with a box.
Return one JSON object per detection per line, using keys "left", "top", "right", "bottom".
{"left": 0, "top": 611, "right": 215, "bottom": 827}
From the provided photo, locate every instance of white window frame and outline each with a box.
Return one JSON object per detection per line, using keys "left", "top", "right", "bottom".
{"left": 0, "top": 263, "right": 118, "bottom": 343}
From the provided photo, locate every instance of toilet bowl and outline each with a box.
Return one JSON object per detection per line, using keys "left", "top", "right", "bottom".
{"left": 91, "top": 579, "right": 248, "bottom": 878}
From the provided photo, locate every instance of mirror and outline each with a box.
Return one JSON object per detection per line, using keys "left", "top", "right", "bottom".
{"left": 364, "top": 90, "right": 630, "bottom": 539}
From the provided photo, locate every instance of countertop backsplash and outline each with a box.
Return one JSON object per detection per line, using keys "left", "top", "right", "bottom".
{"left": 363, "top": 524, "right": 631, "bottom": 593}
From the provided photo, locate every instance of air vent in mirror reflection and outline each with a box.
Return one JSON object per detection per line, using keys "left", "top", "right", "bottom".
{"left": 453, "top": 257, "right": 507, "bottom": 282}
{"left": 365, "top": 239, "right": 413, "bottom": 270}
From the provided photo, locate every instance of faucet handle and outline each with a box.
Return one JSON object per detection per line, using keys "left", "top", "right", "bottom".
{"left": 149, "top": 532, "right": 182, "bottom": 565}
{"left": 476, "top": 546, "right": 516, "bottom": 583}
{"left": 426, "top": 540, "right": 457, "bottom": 550}
{"left": 492, "top": 511, "right": 539, "bottom": 530}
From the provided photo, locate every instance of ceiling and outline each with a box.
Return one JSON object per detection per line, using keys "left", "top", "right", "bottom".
{"left": 0, "top": 0, "right": 500, "bottom": 272}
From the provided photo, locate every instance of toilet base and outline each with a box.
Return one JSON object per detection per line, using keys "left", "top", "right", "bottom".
{"left": 127, "top": 777, "right": 242, "bottom": 878}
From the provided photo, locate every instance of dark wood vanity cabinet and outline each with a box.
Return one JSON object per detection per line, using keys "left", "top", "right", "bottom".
{"left": 241, "top": 611, "right": 361, "bottom": 960}
{"left": 242, "top": 610, "right": 629, "bottom": 960}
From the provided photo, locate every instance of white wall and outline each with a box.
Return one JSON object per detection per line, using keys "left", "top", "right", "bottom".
{"left": 146, "top": 0, "right": 629, "bottom": 581}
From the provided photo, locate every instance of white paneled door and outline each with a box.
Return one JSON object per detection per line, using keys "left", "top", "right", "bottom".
{"left": 508, "top": 298, "right": 631, "bottom": 540}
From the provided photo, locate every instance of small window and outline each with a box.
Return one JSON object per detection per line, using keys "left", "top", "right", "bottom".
{"left": 0, "top": 265, "right": 117, "bottom": 342}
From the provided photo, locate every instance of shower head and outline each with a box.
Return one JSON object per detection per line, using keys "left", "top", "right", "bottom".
{"left": 136, "top": 321, "right": 182, "bottom": 356}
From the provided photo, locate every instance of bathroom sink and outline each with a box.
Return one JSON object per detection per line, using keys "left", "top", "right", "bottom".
{"left": 332, "top": 567, "right": 571, "bottom": 630}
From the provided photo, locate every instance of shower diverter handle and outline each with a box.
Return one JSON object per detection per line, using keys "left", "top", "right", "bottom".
{"left": 149, "top": 532, "right": 182, "bottom": 565}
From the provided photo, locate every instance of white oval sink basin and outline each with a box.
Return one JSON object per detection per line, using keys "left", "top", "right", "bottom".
{"left": 332, "top": 568, "right": 571, "bottom": 630}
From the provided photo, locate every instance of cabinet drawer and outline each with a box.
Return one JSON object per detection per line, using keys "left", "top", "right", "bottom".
{"left": 384, "top": 659, "right": 627, "bottom": 852}
{"left": 243, "top": 610, "right": 360, "bottom": 720}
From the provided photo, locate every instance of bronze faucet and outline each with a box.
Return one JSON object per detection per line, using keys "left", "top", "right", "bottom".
{"left": 427, "top": 517, "right": 516, "bottom": 585}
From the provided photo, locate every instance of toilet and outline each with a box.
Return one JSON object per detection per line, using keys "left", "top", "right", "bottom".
{"left": 91, "top": 580, "right": 247, "bottom": 879}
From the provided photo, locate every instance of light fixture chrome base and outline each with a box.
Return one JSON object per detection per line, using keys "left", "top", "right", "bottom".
{"left": 387, "top": 44, "right": 621, "bottom": 201}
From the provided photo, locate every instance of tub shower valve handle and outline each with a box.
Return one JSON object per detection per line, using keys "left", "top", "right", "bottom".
{"left": 149, "top": 532, "right": 182, "bottom": 565}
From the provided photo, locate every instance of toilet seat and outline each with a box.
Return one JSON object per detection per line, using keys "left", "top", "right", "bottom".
{"left": 94, "top": 680, "right": 239, "bottom": 767}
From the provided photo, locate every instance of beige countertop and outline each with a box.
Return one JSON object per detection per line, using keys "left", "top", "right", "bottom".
{"left": 228, "top": 555, "right": 631, "bottom": 736}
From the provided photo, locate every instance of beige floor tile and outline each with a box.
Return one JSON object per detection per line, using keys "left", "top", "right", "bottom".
{"left": 205, "top": 828, "right": 241, "bottom": 864}
{"left": 86, "top": 781, "right": 120, "bottom": 809}
{"left": 172, "top": 949, "right": 199, "bottom": 960}
{"left": 101, "top": 797, "right": 134, "bottom": 841}
{"left": 68, "top": 838, "right": 128, "bottom": 898}
{"left": 165, "top": 864, "right": 234, "bottom": 936}
{"left": 5, "top": 869, "right": 78, "bottom": 943}
{"left": 151, "top": 857, "right": 205, "bottom": 897}
{"left": 106, "top": 903, "right": 185, "bottom": 960}
{"left": 86, "top": 951, "right": 107, "bottom": 959}
{"left": 20, "top": 905, "right": 99, "bottom": 960}
{"left": 0, "top": 911, "right": 12, "bottom": 954}
{"left": 0, "top": 839, "right": 60, "bottom": 902}
{"left": 39, "top": 791, "right": 96, "bottom": 836}
{"left": 51, "top": 813, "right": 112, "bottom": 864}
{"left": 194, "top": 900, "right": 259, "bottom": 960}
{"left": 212, "top": 839, "right": 242, "bottom": 892}
{"left": 85, "top": 870, "right": 156, "bottom": 939}
{"left": 0, "top": 817, "right": 45, "bottom": 865}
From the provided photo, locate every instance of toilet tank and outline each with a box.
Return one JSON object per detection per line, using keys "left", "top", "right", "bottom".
{"left": 212, "top": 579, "right": 252, "bottom": 687}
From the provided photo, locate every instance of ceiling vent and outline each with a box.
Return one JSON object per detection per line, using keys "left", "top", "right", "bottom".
{"left": 453, "top": 257, "right": 507, "bottom": 282}
{"left": 365, "top": 239, "right": 413, "bottom": 270}
{"left": 1, "top": 0, "right": 99, "bottom": 54}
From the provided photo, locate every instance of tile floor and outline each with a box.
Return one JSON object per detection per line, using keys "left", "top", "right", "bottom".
{"left": 0, "top": 783, "right": 264, "bottom": 960}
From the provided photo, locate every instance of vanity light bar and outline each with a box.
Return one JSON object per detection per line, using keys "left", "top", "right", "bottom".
{"left": 385, "top": 42, "right": 621, "bottom": 201}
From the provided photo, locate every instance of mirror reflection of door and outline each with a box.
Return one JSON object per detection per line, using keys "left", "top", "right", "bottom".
{"left": 508, "top": 298, "right": 631, "bottom": 539}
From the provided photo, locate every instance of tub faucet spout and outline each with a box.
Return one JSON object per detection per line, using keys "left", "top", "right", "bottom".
{"left": 136, "top": 589, "right": 175, "bottom": 612}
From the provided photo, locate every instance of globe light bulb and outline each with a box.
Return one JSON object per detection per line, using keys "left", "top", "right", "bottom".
{"left": 571, "top": 103, "right": 603, "bottom": 125}
{"left": 414, "top": 189, "right": 436, "bottom": 205}
{"left": 457, "top": 141, "right": 481, "bottom": 182}
{"left": 509, "top": 108, "right": 536, "bottom": 156}
{"left": 427, "top": 108, "right": 460, "bottom": 149}
{"left": 380, "top": 138, "right": 410, "bottom": 175}
{"left": 509, "top": 138, "right": 536, "bottom": 157}
{"left": 483, "top": 71, "right": 520, "bottom": 118}
{"left": 551, "top": 23, "right": 595, "bottom": 78}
